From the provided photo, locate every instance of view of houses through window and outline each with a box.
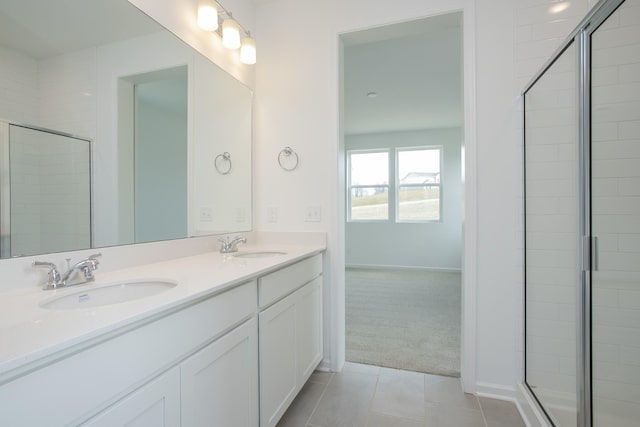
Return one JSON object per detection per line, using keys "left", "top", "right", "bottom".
{"left": 347, "top": 147, "right": 441, "bottom": 222}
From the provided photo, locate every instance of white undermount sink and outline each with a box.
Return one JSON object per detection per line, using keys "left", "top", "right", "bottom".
{"left": 232, "top": 251, "right": 287, "bottom": 259}
{"left": 39, "top": 279, "right": 178, "bottom": 310}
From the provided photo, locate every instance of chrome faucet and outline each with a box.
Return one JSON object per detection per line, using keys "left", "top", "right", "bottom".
{"left": 32, "top": 261, "right": 63, "bottom": 290}
{"left": 218, "top": 236, "right": 247, "bottom": 253}
{"left": 33, "top": 253, "right": 101, "bottom": 290}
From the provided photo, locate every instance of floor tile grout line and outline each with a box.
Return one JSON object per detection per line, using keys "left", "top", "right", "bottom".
{"left": 369, "top": 409, "right": 426, "bottom": 424}
{"left": 304, "top": 373, "right": 334, "bottom": 427}
{"left": 366, "top": 368, "right": 428, "bottom": 423}
{"left": 477, "top": 396, "right": 490, "bottom": 427}
{"left": 366, "top": 366, "right": 382, "bottom": 420}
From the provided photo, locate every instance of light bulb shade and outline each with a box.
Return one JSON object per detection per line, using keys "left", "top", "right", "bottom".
{"left": 240, "top": 36, "right": 256, "bottom": 65}
{"left": 197, "top": 0, "right": 218, "bottom": 31}
{"left": 222, "top": 19, "right": 241, "bottom": 49}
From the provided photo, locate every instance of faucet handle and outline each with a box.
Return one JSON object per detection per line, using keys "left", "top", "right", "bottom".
{"left": 88, "top": 253, "right": 101, "bottom": 266}
{"left": 33, "top": 261, "right": 63, "bottom": 289}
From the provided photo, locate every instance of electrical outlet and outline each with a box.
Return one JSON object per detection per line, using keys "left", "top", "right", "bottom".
{"left": 305, "top": 206, "right": 321, "bottom": 222}
{"left": 267, "top": 206, "right": 278, "bottom": 223}
{"left": 200, "top": 207, "right": 213, "bottom": 222}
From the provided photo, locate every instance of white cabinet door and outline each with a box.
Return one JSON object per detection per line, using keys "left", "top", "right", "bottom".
{"left": 181, "top": 317, "right": 258, "bottom": 427}
{"left": 259, "top": 277, "right": 324, "bottom": 427}
{"left": 81, "top": 367, "right": 180, "bottom": 427}
{"left": 259, "top": 293, "right": 298, "bottom": 427}
{"left": 296, "top": 276, "right": 323, "bottom": 383}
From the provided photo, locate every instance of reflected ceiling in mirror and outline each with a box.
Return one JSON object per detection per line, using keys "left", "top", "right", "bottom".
{"left": 0, "top": 0, "right": 252, "bottom": 259}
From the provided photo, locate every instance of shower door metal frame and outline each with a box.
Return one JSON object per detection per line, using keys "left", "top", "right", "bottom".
{"left": 522, "top": 0, "right": 628, "bottom": 426}
{"left": 0, "top": 121, "right": 11, "bottom": 258}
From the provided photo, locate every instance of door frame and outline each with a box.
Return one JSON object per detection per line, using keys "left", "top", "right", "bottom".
{"left": 327, "top": 0, "right": 478, "bottom": 393}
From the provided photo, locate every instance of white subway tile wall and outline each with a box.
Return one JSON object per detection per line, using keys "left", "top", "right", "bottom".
{"left": 0, "top": 46, "right": 39, "bottom": 125}
{"left": 9, "top": 125, "right": 91, "bottom": 257}
{"left": 514, "top": 0, "right": 595, "bottom": 89}
{"left": 591, "top": 0, "right": 640, "bottom": 425}
{"left": 524, "top": 38, "right": 578, "bottom": 427}
{"left": 0, "top": 43, "right": 97, "bottom": 139}
{"left": 0, "top": 41, "right": 95, "bottom": 258}
{"left": 38, "top": 49, "right": 97, "bottom": 139}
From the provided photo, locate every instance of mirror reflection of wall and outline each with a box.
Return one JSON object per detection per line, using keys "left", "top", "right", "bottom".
{"left": 0, "top": 124, "right": 91, "bottom": 258}
{"left": 0, "top": 0, "right": 252, "bottom": 259}
{"left": 117, "top": 66, "right": 189, "bottom": 244}
{"left": 135, "top": 72, "right": 188, "bottom": 244}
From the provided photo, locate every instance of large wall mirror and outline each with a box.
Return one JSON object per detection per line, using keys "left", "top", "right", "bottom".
{"left": 0, "top": 0, "right": 252, "bottom": 259}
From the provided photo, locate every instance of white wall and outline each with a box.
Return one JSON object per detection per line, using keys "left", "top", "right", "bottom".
{"left": 93, "top": 31, "right": 195, "bottom": 246}
{"left": 345, "top": 128, "right": 462, "bottom": 270}
{"left": 253, "top": 0, "right": 598, "bottom": 397}
{"left": 190, "top": 53, "right": 253, "bottom": 236}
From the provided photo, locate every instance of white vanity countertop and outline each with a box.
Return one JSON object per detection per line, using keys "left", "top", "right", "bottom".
{"left": 0, "top": 243, "right": 324, "bottom": 379}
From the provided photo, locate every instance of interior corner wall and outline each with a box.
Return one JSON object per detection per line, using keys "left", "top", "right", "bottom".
{"left": 345, "top": 128, "right": 462, "bottom": 270}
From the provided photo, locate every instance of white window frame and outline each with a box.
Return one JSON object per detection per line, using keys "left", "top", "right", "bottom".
{"left": 346, "top": 149, "right": 390, "bottom": 222}
{"left": 395, "top": 146, "right": 443, "bottom": 223}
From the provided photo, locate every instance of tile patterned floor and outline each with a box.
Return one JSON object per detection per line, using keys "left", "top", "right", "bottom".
{"left": 277, "top": 362, "right": 525, "bottom": 427}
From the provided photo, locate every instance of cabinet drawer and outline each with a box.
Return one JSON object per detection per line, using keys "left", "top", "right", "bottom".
{"left": 258, "top": 254, "right": 321, "bottom": 308}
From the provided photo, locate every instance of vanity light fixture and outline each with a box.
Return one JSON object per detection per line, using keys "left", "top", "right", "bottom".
{"left": 222, "top": 18, "right": 241, "bottom": 49}
{"left": 240, "top": 35, "right": 257, "bottom": 65}
{"left": 197, "top": 0, "right": 218, "bottom": 31}
{"left": 196, "top": 1, "right": 256, "bottom": 64}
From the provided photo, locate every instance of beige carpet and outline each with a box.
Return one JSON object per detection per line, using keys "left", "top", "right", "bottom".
{"left": 345, "top": 268, "right": 461, "bottom": 377}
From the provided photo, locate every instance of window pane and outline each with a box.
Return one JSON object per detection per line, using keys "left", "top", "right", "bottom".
{"left": 398, "top": 149, "right": 440, "bottom": 184}
{"left": 398, "top": 186, "right": 440, "bottom": 221}
{"left": 350, "top": 152, "right": 389, "bottom": 186}
{"left": 350, "top": 187, "right": 388, "bottom": 220}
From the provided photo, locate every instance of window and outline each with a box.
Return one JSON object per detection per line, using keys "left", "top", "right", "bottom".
{"left": 347, "top": 146, "right": 442, "bottom": 223}
{"left": 347, "top": 150, "right": 389, "bottom": 221}
{"left": 397, "top": 147, "right": 441, "bottom": 221}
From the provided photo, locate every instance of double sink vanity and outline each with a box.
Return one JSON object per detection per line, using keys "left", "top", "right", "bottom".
{"left": 0, "top": 1, "right": 320, "bottom": 424}
{"left": 0, "top": 243, "right": 325, "bottom": 426}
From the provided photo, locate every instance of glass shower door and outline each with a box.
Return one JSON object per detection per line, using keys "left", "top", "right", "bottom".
{"left": 7, "top": 125, "right": 91, "bottom": 257}
{"left": 590, "top": 0, "right": 640, "bottom": 425}
{"left": 524, "top": 42, "right": 578, "bottom": 426}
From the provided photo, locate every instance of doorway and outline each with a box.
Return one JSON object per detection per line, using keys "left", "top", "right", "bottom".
{"left": 341, "top": 13, "right": 464, "bottom": 376}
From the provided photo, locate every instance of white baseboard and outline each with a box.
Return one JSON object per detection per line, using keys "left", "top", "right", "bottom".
{"left": 316, "top": 359, "right": 333, "bottom": 372}
{"left": 345, "top": 263, "right": 462, "bottom": 273}
{"left": 515, "top": 382, "right": 553, "bottom": 427}
{"left": 476, "top": 381, "right": 518, "bottom": 400}
{"left": 476, "top": 382, "right": 543, "bottom": 427}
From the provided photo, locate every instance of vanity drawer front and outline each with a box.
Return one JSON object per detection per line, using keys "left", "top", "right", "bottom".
{"left": 0, "top": 280, "right": 257, "bottom": 426}
{"left": 258, "top": 254, "right": 322, "bottom": 308}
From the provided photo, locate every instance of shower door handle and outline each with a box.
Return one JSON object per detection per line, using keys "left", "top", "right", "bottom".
{"left": 592, "top": 236, "right": 599, "bottom": 272}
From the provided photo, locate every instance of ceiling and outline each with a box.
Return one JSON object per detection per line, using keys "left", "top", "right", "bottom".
{"left": 0, "top": 0, "right": 160, "bottom": 59}
{"left": 343, "top": 13, "right": 463, "bottom": 135}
